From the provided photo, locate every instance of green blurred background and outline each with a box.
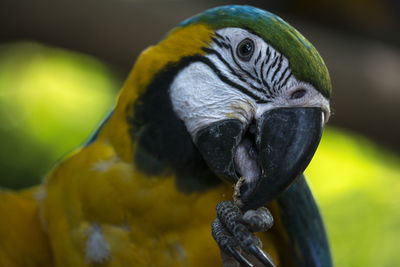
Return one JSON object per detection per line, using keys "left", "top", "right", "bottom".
{"left": 0, "top": 0, "right": 399, "bottom": 266}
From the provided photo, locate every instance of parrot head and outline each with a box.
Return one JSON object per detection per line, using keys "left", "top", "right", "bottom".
{"left": 119, "top": 5, "right": 331, "bottom": 211}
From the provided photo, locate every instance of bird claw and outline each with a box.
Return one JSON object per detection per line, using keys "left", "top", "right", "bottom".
{"left": 211, "top": 201, "right": 276, "bottom": 267}
{"left": 248, "top": 244, "right": 275, "bottom": 267}
{"left": 227, "top": 245, "right": 253, "bottom": 267}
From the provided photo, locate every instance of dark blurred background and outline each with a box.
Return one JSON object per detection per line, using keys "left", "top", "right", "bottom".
{"left": 0, "top": 1, "right": 399, "bottom": 266}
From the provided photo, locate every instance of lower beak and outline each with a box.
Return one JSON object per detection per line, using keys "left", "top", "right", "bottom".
{"left": 239, "top": 107, "right": 324, "bottom": 210}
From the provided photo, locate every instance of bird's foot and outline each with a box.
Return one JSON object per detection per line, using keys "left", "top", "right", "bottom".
{"left": 212, "top": 200, "right": 275, "bottom": 267}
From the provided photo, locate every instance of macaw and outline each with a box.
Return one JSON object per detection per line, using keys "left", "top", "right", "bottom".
{"left": 0, "top": 5, "right": 333, "bottom": 267}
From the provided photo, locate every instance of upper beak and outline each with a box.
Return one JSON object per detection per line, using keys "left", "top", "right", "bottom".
{"left": 239, "top": 107, "right": 324, "bottom": 210}
{"left": 195, "top": 107, "right": 324, "bottom": 211}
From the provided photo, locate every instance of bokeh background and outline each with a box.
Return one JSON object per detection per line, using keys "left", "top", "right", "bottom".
{"left": 1, "top": 0, "right": 399, "bottom": 266}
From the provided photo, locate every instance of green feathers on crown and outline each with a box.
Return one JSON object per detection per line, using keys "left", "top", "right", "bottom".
{"left": 179, "top": 5, "right": 332, "bottom": 98}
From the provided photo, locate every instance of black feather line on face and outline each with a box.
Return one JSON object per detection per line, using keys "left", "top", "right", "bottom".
{"left": 202, "top": 47, "right": 240, "bottom": 79}
{"left": 211, "top": 37, "right": 224, "bottom": 48}
{"left": 277, "top": 66, "right": 289, "bottom": 87}
{"left": 281, "top": 72, "right": 293, "bottom": 88}
{"left": 260, "top": 58, "right": 270, "bottom": 91}
{"left": 271, "top": 55, "right": 283, "bottom": 93}
{"left": 198, "top": 55, "right": 270, "bottom": 103}
{"left": 254, "top": 50, "right": 262, "bottom": 65}
{"left": 266, "top": 46, "right": 271, "bottom": 62}
{"left": 214, "top": 32, "right": 225, "bottom": 40}
{"left": 252, "top": 66, "right": 261, "bottom": 84}
{"left": 202, "top": 48, "right": 269, "bottom": 100}
{"left": 213, "top": 33, "right": 230, "bottom": 49}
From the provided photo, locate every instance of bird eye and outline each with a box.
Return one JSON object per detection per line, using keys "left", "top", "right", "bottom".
{"left": 236, "top": 38, "right": 254, "bottom": 61}
{"left": 290, "top": 89, "right": 307, "bottom": 99}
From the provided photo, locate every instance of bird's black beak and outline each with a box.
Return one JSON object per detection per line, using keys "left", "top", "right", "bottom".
{"left": 239, "top": 107, "right": 324, "bottom": 210}
{"left": 196, "top": 107, "right": 324, "bottom": 211}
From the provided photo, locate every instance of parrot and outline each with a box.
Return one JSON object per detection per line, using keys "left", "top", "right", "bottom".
{"left": 0, "top": 5, "right": 333, "bottom": 267}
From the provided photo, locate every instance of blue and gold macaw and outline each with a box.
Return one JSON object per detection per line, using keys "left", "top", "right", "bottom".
{"left": 0, "top": 5, "right": 333, "bottom": 267}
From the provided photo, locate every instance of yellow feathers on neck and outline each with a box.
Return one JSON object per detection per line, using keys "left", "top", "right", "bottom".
{"left": 96, "top": 23, "right": 214, "bottom": 161}
{"left": 121, "top": 23, "right": 213, "bottom": 104}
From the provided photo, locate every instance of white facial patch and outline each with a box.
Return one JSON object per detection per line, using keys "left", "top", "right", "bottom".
{"left": 170, "top": 61, "right": 256, "bottom": 138}
{"left": 169, "top": 27, "right": 330, "bottom": 137}
{"left": 85, "top": 225, "right": 110, "bottom": 264}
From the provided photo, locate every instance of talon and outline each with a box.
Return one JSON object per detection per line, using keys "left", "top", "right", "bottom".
{"left": 227, "top": 246, "right": 253, "bottom": 267}
{"left": 249, "top": 244, "right": 275, "bottom": 267}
